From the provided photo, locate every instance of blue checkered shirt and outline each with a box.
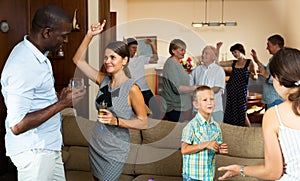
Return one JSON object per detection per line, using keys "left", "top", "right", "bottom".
{"left": 181, "top": 112, "right": 223, "bottom": 181}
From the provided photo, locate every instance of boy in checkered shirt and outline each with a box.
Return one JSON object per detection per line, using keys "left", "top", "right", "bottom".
{"left": 181, "top": 86, "right": 228, "bottom": 181}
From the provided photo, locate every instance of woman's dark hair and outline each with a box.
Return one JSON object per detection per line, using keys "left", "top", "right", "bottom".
{"left": 105, "top": 41, "right": 131, "bottom": 78}
{"left": 32, "top": 5, "right": 71, "bottom": 32}
{"left": 169, "top": 39, "right": 186, "bottom": 56}
{"left": 230, "top": 43, "right": 246, "bottom": 55}
{"left": 270, "top": 47, "right": 300, "bottom": 115}
{"left": 268, "top": 34, "right": 284, "bottom": 49}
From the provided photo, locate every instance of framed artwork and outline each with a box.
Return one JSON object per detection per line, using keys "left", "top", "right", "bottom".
{"left": 135, "top": 36, "right": 157, "bottom": 56}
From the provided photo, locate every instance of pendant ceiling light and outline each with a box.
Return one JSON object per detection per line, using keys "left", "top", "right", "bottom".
{"left": 192, "top": 0, "right": 237, "bottom": 27}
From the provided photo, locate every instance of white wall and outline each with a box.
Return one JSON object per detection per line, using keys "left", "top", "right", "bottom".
{"left": 285, "top": 0, "right": 300, "bottom": 48}
{"left": 111, "top": 0, "right": 289, "bottom": 64}
{"left": 87, "top": 0, "right": 100, "bottom": 119}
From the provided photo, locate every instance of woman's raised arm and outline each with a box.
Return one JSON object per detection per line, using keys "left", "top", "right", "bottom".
{"left": 73, "top": 20, "right": 106, "bottom": 85}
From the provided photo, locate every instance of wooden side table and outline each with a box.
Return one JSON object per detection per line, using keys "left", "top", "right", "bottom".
{"left": 247, "top": 92, "right": 264, "bottom": 124}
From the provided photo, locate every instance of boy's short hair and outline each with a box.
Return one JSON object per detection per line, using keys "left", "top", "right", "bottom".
{"left": 192, "top": 85, "right": 212, "bottom": 101}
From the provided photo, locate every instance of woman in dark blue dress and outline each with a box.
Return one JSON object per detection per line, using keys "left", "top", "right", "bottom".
{"left": 218, "top": 43, "right": 256, "bottom": 126}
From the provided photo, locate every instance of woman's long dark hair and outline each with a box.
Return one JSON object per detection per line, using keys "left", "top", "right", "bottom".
{"left": 270, "top": 47, "right": 300, "bottom": 115}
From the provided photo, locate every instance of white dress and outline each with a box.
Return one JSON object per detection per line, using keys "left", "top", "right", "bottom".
{"left": 275, "top": 105, "right": 300, "bottom": 181}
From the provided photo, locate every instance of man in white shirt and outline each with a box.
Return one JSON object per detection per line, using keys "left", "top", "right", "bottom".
{"left": 127, "top": 38, "right": 161, "bottom": 118}
{"left": 190, "top": 46, "right": 226, "bottom": 122}
{"left": 1, "top": 5, "right": 86, "bottom": 180}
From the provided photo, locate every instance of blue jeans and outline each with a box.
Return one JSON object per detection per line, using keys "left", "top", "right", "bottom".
{"left": 265, "top": 99, "right": 283, "bottom": 110}
{"left": 182, "top": 174, "right": 202, "bottom": 181}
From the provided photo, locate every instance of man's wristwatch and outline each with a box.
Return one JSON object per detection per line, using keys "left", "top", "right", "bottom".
{"left": 240, "top": 165, "right": 246, "bottom": 177}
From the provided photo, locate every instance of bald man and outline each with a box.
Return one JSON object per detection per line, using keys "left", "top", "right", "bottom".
{"left": 189, "top": 46, "right": 226, "bottom": 122}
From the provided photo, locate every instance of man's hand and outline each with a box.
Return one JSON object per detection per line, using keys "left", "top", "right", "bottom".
{"left": 145, "top": 38, "right": 154, "bottom": 45}
{"left": 251, "top": 49, "right": 269, "bottom": 79}
{"left": 57, "top": 85, "right": 86, "bottom": 108}
{"left": 251, "top": 49, "right": 260, "bottom": 64}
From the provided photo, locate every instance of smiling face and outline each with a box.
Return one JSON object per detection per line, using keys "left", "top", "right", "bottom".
{"left": 202, "top": 47, "right": 217, "bottom": 65}
{"left": 47, "top": 22, "right": 72, "bottom": 52}
{"left": 193, "top": 89, "right": 215, "bottom": 116}
{"left": 172, "top": 45, "right": 186, "bottom": 60}
{"left": 104, "top": 48, "right": 128, "bottom": 74}
{"left": 231, "top": 50, "right": 242, "bottom": 59}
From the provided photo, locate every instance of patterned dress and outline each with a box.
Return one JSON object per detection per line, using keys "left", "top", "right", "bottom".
{"left": 89, "top": 76, "right": 135, "bottom": 181}
{"left": 223, "top": 59, "right": 250, "bottom": 126}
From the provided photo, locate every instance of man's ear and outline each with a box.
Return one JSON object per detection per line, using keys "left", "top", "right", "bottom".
{"left": 41, "top": 28, "right": 51, "bottom": 39}
{"left": 192, "top": 100, "right": 198, "bottom": 109}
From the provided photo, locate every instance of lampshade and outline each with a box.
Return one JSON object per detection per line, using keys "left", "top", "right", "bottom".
{"left": 192, "top": 0, "right": 237, "bottom": 28}
{"left": 208, "top": 22, "right": 221, "bottom": 26}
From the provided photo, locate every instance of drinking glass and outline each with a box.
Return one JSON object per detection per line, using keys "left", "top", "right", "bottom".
{"left": 98, "top": 101, "right": 107, "bottom": 132}
{"left": 70, "top": 77, "right": 84, "bottom": 91}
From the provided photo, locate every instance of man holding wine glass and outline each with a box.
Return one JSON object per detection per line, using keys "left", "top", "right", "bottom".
{"left": 1, "top": 5, "right": 86, "bottom": 181}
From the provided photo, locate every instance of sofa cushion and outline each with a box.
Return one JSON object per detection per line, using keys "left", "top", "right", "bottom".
{"left": 62, "top": 147, "right": 70, "bottom": 163}
{"left": 61, "top": 108, "right": 77, "bottom": 117}
{"left": 135, "top": 147, "right": 182, "bottom": 177}
{"left": 141, "top": 119, "right": 187, "bottom": 149}
{"left": 65, "top": 146, "right": 90, "bottom": 172}
{"left": 122, "top": 144, "right": 140, "bottom": 175}
{"left": 65, "top": 171, "right": 93, "bottom": 181}
{"left": 129, "top": 129, "right": 142, "bottom": 144}
{"left": 220, "top": 123, "right": 264, "bottom": 158}
{"left": 119, "top": 174, "right": 136, "bottom": 181}
{"left": 62, "top": 116, "right": 95, "bottom": 147}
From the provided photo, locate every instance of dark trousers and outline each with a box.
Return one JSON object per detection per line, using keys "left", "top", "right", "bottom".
{"left": 163, "top": 109, "right": 193, "bottom": 122}
{"left": 142, "top": 90, "right": 162, "bottom": 119}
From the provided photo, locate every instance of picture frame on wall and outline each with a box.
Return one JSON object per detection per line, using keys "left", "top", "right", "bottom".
{"left": 135, "top": 36, "right": 157, "bottom": 56}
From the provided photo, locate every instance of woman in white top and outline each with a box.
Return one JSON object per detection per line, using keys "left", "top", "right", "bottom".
{"left": 218, "top": 47, "right": 300, "bottom": 181}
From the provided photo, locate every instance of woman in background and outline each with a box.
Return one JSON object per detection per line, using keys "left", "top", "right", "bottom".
{"left": 218, "top": 43, "right": 256, "bottom": 126}
{"left": 73, "top": 21, "right": 148, "bottom": 181}
{"left": 162, "top": 39, "right": 198, "bottom": 122}
{"left": 218, "top": 47, "right": 300, "bottom": 181}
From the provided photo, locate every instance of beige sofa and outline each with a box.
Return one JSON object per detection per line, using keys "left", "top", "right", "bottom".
{"left": 61, "top": 110, "right": 268, "bottom": 181}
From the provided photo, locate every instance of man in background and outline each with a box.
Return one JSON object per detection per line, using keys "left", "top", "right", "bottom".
{"left": 127, "top": 37, "right": 161, "bottom": 118}
{"left": 251, "top": 34, "right": 284, "bottom": 110}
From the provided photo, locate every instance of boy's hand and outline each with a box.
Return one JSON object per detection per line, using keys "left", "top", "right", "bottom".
{"left": 219, "top": 143, "right": 228, "bottom": 154}
{"left": 206, "top": 141, "right": 220, "bottom": 152}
